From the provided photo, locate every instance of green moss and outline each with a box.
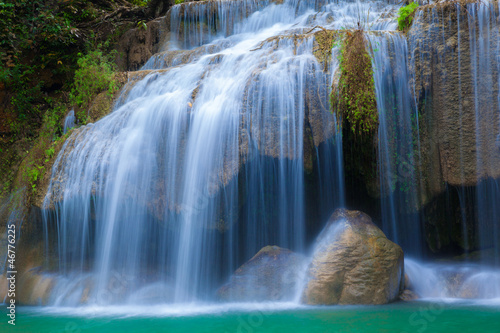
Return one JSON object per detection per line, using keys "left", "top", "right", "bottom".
{"left": 397, "top": 2, "right": 419, "bottom": 31}
{"left": 330, "top": 30, "right": 378, "bottom": 136}
{"left": 313, "top": 30, "right": 341, "bottom": 68}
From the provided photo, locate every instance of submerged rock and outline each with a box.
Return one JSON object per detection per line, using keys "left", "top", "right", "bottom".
{"left": 216, "top": 245, "right": 306, "bottom": 302}
{"left": 301, "top": 208, "right": 404, "bottom": 305}
{"left": 400, "top": 289, "right": 419, "bottom": 301}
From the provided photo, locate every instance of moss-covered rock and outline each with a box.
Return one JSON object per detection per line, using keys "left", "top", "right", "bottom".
{"left": 331, "top": 30, "right": 378, "bottom": 136}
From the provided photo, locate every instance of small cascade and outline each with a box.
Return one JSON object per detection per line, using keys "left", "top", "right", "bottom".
{"left": 168, "top": 0, "right": 265, "bottom": 49}
{"left": 406, "top": 259, "right": 500, "bottom": 300}
{"left": 63, "top": 109, "right": 75, "bottom": 134}
{"left": 367, "top": 32, "right": 422, "bottom": 255}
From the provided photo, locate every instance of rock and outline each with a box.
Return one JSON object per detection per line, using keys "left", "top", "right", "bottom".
{"left": 408, "top": 2, "right": 500, "bottom": 192}
{"left": 115, "top": 18, "right": 167, "bottom": 71}
{"left": 17, "top": 267, "right": 55, "bottom": 305}
{"left": 301, "top": 208, "right": 404, "bottom": 305}
{"left": 400, "top": 289, "right": 419, "bottom": 301}
{"left": 216, "top": 245, "right": 307, "bottom": 301}
{"left": 404, "top": 273, "right": 412, "bottom": 290}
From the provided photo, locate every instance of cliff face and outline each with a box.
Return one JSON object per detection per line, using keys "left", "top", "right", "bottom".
{"left": 409, "top": 1, "right": 500, "bottom": 193}
{"left": 406, "top": 1, "right": 500, "bottom": 253}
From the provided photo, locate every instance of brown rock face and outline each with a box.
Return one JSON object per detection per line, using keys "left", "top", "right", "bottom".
{"left": 408, "top": 2, "right": 500, "bottom": 201}
{"left": 116, "top": 18, "right": 168, "bottom": 71}
{"left": 302, "top": 209, "right": 404, "bottom": 305}
{"left": 217, "top": 245, "right": 306, "bottom": 301}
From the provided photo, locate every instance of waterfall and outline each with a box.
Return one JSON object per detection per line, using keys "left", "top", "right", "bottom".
{"left": 63, "top": 110, "right": 75, "bottom": 134}
{"left": 367, "top": 32, "right": 422, "bottom": 255}
{"left": 467, "top": 2, "right": 500, "bottom": 266}
{"left": 41, "top": 0, "right": 391, "bottom": 305}
{"left": 32, "top": 0, "right": 500, "bottom": 307}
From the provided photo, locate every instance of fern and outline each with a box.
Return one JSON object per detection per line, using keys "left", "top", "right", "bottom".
{"left": 397, "top": 2, "right": 419, "bottom": 31}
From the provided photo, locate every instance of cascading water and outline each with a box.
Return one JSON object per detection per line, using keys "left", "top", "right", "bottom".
{"left": 62, "top": 110, "right": 75, "bottom": 135}
{"left": 32, "top": 0, "right": 500, "bottom": 308}
{"left": 42, "top": 0, "right": 404, "bottom": 305}
{"left": 467, "top": 2, "right": 500, "bottom": 267}
{"left": 367, "top": 32, "right": 423, "bottom": 255}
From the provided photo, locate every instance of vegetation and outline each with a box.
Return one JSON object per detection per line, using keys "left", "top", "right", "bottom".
{"left": 130, "top": 0, "right": 150, "bottom": 6}
{"left": 330, "top": 30, "right": 378, "bottom": 136}
{"left": 70, "top": 47, "right": 118, "bottom": 123}
{"left": 397, "top": 2, "right": 419, "bottom": 31}
{"left": 0, "top": 0, "right": 162, "bottom": 203}
{"left": 313, "top": 30, "right": 341, "bottom": 68}
{"left": 18, "top": 102, "right": 67, "bottom": 198}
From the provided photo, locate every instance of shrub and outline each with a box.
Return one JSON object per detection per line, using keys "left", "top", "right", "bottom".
{"left": 69, "top": 48, "right": 118, "bottom": 117}
{"left": 397, "top": 2, "right": 419, "bottom": 31}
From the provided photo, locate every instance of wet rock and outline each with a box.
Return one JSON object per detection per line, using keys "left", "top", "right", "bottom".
{"left": 408, "top": 2, "right": 500, "bottom": 196}
{"left": 400, "top": 289, "right": 419, "bottom": 301}
{"left": 302, "top": 208, "right": 404, "bottom": 305}
{"left": 17, "top": 268, "right": 55, "bottom": 305}
{"left": 216, "top": 245, "right": 307, "bottom": 301}
{"left": 404, "top": 273, "right": 413, "bottom": 291}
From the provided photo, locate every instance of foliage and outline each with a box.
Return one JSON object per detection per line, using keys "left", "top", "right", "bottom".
{"left": 312, "top": 30, "right": 341, "bottom": 68}
{"left": 0, "top": 0, "right": 85, "bottom": 140}
{"left": 20, "top": 102, "right": 67, "bottom": 196}
{"left": 69, "top": 47, "right": 118, "bottom": 123}
{"left": 330, "top": 30, "right": 378, "bottom": 136}
{"left": 175, "top": 0, "right": 185, "bottom": 4}
{"left": 397, "top": 2, "right": 419, "bottom": 31}
{"left": 137, "top": 20, "right": 148, "bottom": 30}
{"left": 0, "top": 0, "right": 140, "bottom": 137}
{"left": 0, "top": 0, "right": 150, "bottom": 202}
{"left": 130, "top": 0, "right": 150, "bottom": 6}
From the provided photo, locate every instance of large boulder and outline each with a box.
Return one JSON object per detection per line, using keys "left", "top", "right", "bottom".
{"left": 216, "top": 245, "right": 306, "bottom": 302}
{"left": 301, "top": 209, "right": 404, "bottom": 305}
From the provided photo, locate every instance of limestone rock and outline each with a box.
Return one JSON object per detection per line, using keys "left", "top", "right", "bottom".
{"left": 400, "top": 289, "right": 419, "bottom": 301}
{"left": 116, "top": 18, "right": 168, "bottom": 71}
{"left": 217, "top": 245, "right": 306, "bottom": 301}
{"left": 408, "top": 2, "right": 500, "bottom": 195}
{"left": 302, "top": 208, "right": 404, "bottom": 305}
